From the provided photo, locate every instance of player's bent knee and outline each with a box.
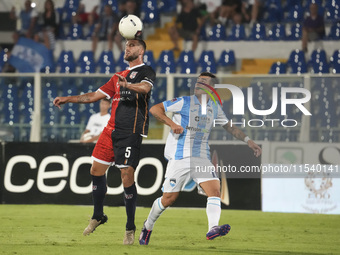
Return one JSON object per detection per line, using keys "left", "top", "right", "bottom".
{"left": 161, "top": 194, "right": 178, "bottom": 207}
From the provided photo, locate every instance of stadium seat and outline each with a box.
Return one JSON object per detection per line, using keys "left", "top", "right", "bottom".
{"left": 4, "top": 84, "right": 19, "bottom": 124}
{"left": 331, "top": 62, "right": 340, "bottom": 73}
{"left": 330, "top": 49, "right": 340, "bottom": 66}
{"left": 288, "top": 49, "right": 307, "bottom": 73}
{"left": 228, "top": 24, "right": 246, "bottom": 41}
{"left": 66, "top": 23, "right": 84, "bottom": 40}
{"left": 57, "top": 50, "right": 76, "bottom": 73}
{"left": 325, "top": 3, "right": 340, "bottom": 22}
{"left": 157, "top": 50, "right": 176, "bottom": 74}
{"left": 40, "top": 50, "right": 55, "bottom": 73}
{"left": 218, "top": 50, "right": 235, "bottom": 68}
{"left": 0, "top": 48, "right": 9, "bottom": 72}
{"left": 101, "top": 0, "right": 119, "bottom": 13}
{"left": 199, "top": 50, "right": 217, "bottom": 73}
{"left": 309, "top": 49, "right": 327, "bottom": 65}
{"left": 284, "top": 4, "right": 304, "bottom": 23}
{"left": 60, "top": 0, "right": 80, "bottom": 23}
{"left": 268, "top": 23, "right": 286, "bottom": 40}
{"left": 311, "top": 61, "right": 330, "bottom": 74}
{"left": 141, "top": 0, "right": 160, "bottom": 24}
{"left": 208, "top": 24, "right": 227, "bottom": 41}
{"left": 269, "top": 61, "right": 287, "bottom": 74}
{"left": 288, "top": 23, "right": 302, "bottom": 40}
{"left": 143, "top": 50, "right": 156, "bottom": 70}
{"left": 174, "top": 77, "right": 194, "bottom": 97}
{"left": 77, "top": 51, "right": 96, "bottom": 73}
{"left": 158, "top": 0, "right": 176, "bottom": 13}
{"left": 150, "top": 78, "right": 167, "bottom": 105}
{"left": 283, "top": 0, "right": 302, "bottom": 12}
{"left": 262, "top": 0, "right": 283, "bottom": 23}
{"left": 328, "top": 22, "right": 340, "bottom": 40}
{"left": 248, "top": 23, "right": 267, "bottom": 40}
{"left": 288, "top": 49, "right": 306, "bottom": 65}
{"left": 177, "top": 50, "right": 197, "bottom": 74}
{"left": 290, "top": 61, "right": 308, "bottom": 74}
{"left": 97, "top": 50, "right": 115, "bottom": 74}
{"left": 19, "top": 82, "right": 34, "bottom": 124}
{"left": 42, "top": 82, "right": 60, "bottom": 125}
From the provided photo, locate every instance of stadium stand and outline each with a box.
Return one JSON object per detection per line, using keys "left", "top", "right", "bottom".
{"left": 97, "top": 50, "right": 115, "bottom": 74}
{"left": 177, "top": 50, "right": 197, "bottom": 74}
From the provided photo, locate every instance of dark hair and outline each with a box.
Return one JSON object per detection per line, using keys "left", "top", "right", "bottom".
{"left": 199, "top": 72, "right": 218, "bottom": 86}
{"left": 137, "top": 39, "right": 146, "bottom": 51}
{"left": 199, "top": 71, "right": 216, "bottom": 79}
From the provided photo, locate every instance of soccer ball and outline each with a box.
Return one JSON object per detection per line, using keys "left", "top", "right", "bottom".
{"left": 119, "top": 14, "right": 143, "bottom": 39}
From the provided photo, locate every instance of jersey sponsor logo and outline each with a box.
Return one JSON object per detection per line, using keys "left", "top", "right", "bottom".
{"left": 170, "top": 178, "right": 176, "bottom": 187}
{"left": 195, "top": 116, "right": 211, "bottom": 122}
{"left": 130, "top": 71, "right": 138, "bottom": 79}
{"left": 171, "top": 98, "right": 178, "bottom": 102}
{"left": 185, "top": 126, "right": 209, "bottom": 133}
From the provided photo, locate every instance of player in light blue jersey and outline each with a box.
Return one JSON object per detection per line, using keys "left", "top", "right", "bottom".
{"left": 139, "top": 72, "right": 262, "bottom": 245}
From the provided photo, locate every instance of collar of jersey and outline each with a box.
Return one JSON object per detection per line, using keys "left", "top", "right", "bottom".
{"left": 128, "top": 63, "right": 145, "bottom": 70}
{"left": 193, "top": 95, "right": 213, "bottom": 106}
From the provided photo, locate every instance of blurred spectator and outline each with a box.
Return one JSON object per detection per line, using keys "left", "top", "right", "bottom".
{"left": 197, "top": 0, "right": 222, "bottom": 13}
{"left": 91, "top": 4, "right": 122, "bottom": 53}
{"left": 168, "top": 0, "right": 203, "bottom": 52}
{"left": 210, "top": 0, "right": 241, "bottom": 27}
{"left": 241, "top": 0, "right": 263, "bottom": 26}
{"left": 77, "top": 0, "right": 100, "bottom": 25}
{"left": 10, "top": 0, "right": 38, "bottom": 43}
{"left": 302, "top": 3, "right": 325, "bottom": 52}
{"left": 119, "top": 0, "right": 140, "bottom": 17}
{"left": 232, "top": 11, "right": 243, "bottom": 25}
{"left": 80, "top": 99, "right": 111, "bottom": 143}
{"left": 34, "top": 0, "right": 59, "bottom": 50}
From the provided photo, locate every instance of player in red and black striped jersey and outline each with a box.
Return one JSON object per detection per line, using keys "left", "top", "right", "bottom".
{"left": 53, "top": 39, "right": 155, "bottom": 245}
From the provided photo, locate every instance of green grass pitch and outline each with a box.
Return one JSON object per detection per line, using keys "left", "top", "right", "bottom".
{"left": 0, "top": 205, "right": 339, "bottom": 255}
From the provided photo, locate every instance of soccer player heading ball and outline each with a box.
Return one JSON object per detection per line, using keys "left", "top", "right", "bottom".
{"left": 139, "top": 72, "right": 262, "bottom": 245}
{"left": 53, "top": 39, "right": 155, "bottom": 245}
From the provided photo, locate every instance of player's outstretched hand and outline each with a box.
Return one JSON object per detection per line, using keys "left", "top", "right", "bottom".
{"left": 171, "top": 123, "right": 184, "bottom": 134}
{"left": 115, "top": 73, "right": 128, "bottom": 88}
{"left": 53, "top": 97, "right": 67, "bottom": 109}
{"left": 248, "top": 140, "right": 262, "bottom": 157}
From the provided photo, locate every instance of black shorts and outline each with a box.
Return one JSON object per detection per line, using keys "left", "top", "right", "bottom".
{"left": 111, "top": 131, "right": 143, "bottom": 169}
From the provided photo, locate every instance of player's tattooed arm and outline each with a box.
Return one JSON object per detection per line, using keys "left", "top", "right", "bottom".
{"left": 223, "top": 122, "right": 246, "bottom": 141}
{"left": 53, "top": 91, "right": 106, "bottom": 108}
{"left": 223, "top": 122, "right": 262, "bottom": 157}
{"left": 77, "top": 94, "right": 91, "bottom": 103}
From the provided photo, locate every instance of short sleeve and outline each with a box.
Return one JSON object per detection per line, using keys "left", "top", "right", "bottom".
{"left": 163, "top": 97, "right": 184, "bottom": 113}
{"left": 97, "top": 75, "right": 117, "bottom": 99}
{"left": 141, "top": 67, "right": 156, "bottom": 87}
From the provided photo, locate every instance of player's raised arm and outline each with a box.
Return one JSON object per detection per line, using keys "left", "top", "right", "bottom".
{"left": 223, "top": 122, "right": 262, "bottom": 157}
{"left": 150, "top": 103, "right": 184, "bottom": 134}
{"left": 115, "top": 73, "right": 152, "bottom": 94}
{"left": 53, "top": 91, "right": 106, "bottom": 109}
